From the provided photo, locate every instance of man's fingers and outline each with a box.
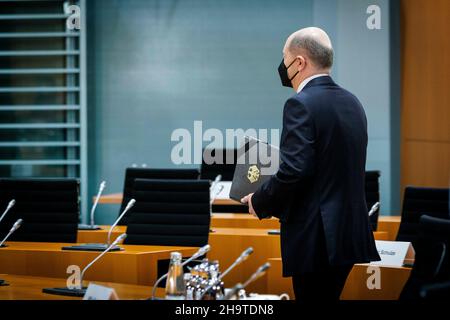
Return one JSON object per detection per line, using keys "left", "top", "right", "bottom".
{"left": 241, "top": 195, "right": 249, "bottom": 203}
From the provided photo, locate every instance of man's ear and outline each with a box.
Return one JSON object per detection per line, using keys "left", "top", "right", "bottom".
{"left": 297, "top": 55, "right": 306, "bottom": 71}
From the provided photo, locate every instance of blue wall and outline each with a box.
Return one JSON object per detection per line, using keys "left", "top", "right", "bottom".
{"left": 86, "top": 0, "right": 400, "bottom": 224}
{"left": 311, "top": 0, "right": 400, "bottom": 218}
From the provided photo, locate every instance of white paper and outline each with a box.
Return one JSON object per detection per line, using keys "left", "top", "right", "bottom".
{"left": 370, "top": 240, "right": 415, "bottom": 267}
{"left": 83, "top": 283, "right": 119, "bottom": 300}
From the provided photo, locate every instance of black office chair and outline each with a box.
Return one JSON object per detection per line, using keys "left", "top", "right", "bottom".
{"left": 200, "top": 148, "right": 238, "bottom": 181}
{"left": 365, "top": 171, "right": 381, "bottom": 231}
{"left": 124, "top": 178, "right": 211, "bottom": 247}
{"left": 118, "top": 168, "right": 200, "bottom": 225}
{"left": 420, "top": 281, "right": 450, "bottom": 300}
{"left": 400, "top": 215, "right": 450, "bottom": 300}
{"left": 0, "top": 178, "right": 79, "bottom": 243}
{"left": 396, "top": 186, "right": 449, "bottom": 247}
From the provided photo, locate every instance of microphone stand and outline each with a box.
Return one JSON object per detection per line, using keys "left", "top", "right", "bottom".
{"left": 199, "top": 247, "right": 254, "bottom": 300}
{"left": 220, "top": 262, "right": 271, "bottom": 300}
{"left": 0, "top": 218, "right": 23, "bottom": 286}
{"left": 209, "top": 175, "right": 223, "bottom": 233}
{"left": 62, "top": 199, "right": 135, "bottom": 251}
{"left": 78, "top": 181, "right": 106, "bottom": 230}
{"left": 0, "top": 199, "right": 15, "bottom": 225}
{"left": 43, "top": 234, "right": 127, "bottom": 297}
{"left": 0, "top": 219, "right": 23, "bottom": 248}
{"left": 368, "top": 202, "right": 380, "bottom": 217}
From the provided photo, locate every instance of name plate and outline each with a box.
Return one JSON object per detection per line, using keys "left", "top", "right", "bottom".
{"left": 370, "top": 240, "right": 415, "bottom": 267}
{"left": 83, "top": 283, "right": 119, "bottom": 300}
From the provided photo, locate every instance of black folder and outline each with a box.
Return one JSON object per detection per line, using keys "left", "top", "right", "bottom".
{"left": 229, "top": 136, "right": 279, "bottom": 203}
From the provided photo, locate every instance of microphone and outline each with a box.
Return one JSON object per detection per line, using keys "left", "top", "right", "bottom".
{"left": 0, "top": 199, "right": 16, "bottom": 224}
{"left": 220, "top": 263, "right": 271, "bottom": 300}
{"left": 62, "top": 199, "right": 135, "bottom": 251}
{"left": 79, "top": 233, "right": 127, "bottom": 287}
{"left": 242, "top": 262, "right": 271, "bottom": 288}
{"left": 78, "top": 181, "right": 106, "bottom": 230}
{"left": 210, "top": 175, "right": 222, "bottom": 191}
{"left": 220, "top": 247, "right": 253, "bottom": 280}
{"left": 199, "top": 247, "right": 254, "bottom": 299}
{"left": 0, "top": 219, "right": 23, "bottom": 247}
{"left": 43, "top": 233, "right": 127, "bottom": 297}
{"left": 210, "top": 175, "right": 223, "bottom": 205}
{"left": 150, "top": 244, "right": 211, "bottom": 299}
{"left": 107, "top": 199, "right": 135, "bottom": 245}
{"left": 369, "top": 202, "right": 380, "bottom": 217}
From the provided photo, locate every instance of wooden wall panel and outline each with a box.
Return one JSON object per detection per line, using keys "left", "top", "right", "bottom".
{"left": 401, "top": 0, "right": 450, "bottom": 189}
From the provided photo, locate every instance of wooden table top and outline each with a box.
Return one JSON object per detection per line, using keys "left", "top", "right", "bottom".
{"left": 83, "top": 213, "right": 399, "bottom": 232}
{"left": 79, "top": 225, "right": 388, "bottom": 241}
{"left": 0, "top": 274, "right": 163, "bottom": 300}
{"left": 0, "top": 242, "right": 198, "bottom": 286}
{"left": 1, "top": 241, "right": 197, "bottom": 256}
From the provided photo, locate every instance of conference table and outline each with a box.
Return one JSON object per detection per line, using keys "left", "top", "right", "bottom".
{"left": 0, "top": 242, "right": 197, "bottom": 286}
{"left": 267, "top": 258, "right": 412, "bottom": 300}
{"left": 95, "top": 193, "right": 401, "bottom": 240}
{"left": 0, "top": 274, "right": 163, "bottom": 300}
{"left": 211, "top": 214, "right": 401, "bottom": 240}
{"left": 0, "top": 212, "right": 406, "bottom": 300}
{"left": 77, "top": 226, "right": 390, "bottom": 294}
{"left": 76, "top": 214, "right": 396, "bottom": 244}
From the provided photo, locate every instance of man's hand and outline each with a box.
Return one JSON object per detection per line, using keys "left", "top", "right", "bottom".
{"left": 241, "top": 193, "right": 257, "bottom": 217}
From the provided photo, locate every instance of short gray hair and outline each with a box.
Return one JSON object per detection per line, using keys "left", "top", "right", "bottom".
{"left": 289, "top": 35, "right": 333, "bottom": 70}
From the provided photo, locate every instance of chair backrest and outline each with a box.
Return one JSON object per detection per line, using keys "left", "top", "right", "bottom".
{"left": 0, "top": 178, "right": 79, "bottom": 243}
{"left": 119, "top": 168, "right": 200, "bottom": 225}
{"left": 400, "top": 215, "right": 450, "bottom": 300}
{"left": 124, "top": 179, "right": 211, "bottom": 247}
{"left": 396, "top": 186, "right": 449, "bottom": 246}
{"left": 365, "top": 171, "right": 381, "bottom": 230}
{"left": 200, "top": 148, "right": 237, "bottom": 181}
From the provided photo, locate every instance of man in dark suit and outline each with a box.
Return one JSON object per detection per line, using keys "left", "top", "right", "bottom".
{"left": 241, "top": 27, "right": 380, "bottom": 301}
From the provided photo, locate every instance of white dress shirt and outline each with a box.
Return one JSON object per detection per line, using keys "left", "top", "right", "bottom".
{"left": 296, "top": 74, "right": 329, "bottom": 93}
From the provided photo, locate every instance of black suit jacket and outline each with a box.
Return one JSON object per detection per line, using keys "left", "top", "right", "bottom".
{"left": 252, "top": 76, "right": 380, "bottom": 276}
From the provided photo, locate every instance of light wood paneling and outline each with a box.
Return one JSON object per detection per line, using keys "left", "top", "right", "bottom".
{"left": 401, "top": 0, "right": 450, "bottom": 190}
{"left": 0, "top": 274, "right": 163, "bottom": 300}
{"left": 266, "top": 258, "right": 411, "bottom": 300}
{"left": 0, "top": 242, "right": 197, "bottom": 286}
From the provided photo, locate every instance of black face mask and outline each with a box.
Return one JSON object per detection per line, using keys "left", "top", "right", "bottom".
{"left": 278, "top": 58, "right": 299, "bottom": 88}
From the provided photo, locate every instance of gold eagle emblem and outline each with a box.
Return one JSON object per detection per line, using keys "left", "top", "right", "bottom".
{"left": 247, "top": 165, "right": 260, "bottom": 184}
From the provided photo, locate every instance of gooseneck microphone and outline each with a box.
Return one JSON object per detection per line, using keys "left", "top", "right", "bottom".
{"left": 150, "top": 244, "right": 211, "bottom": 299}
{"left": 210, "top": 175, "right": 223, "bottom": 205}
{"left": 107, "top": 199, "right": 135, "bottom": 245}
{"left": 199, "top": 247, "right": 254, "bottom": 299}
{"left": 62, "top": 199, "right": 135, "bottom": 252}
{"left": 242, "top": 262, "right": 271, "bottom": 288}
{"left": 0, "top": 219, "right": 23, "bottom": 247}
{"left": 220, "top": 247, "right": 254, "bottom": 280}
{"left": 91, "top": 181, "right": 106, "bottom": 226}
{"left": 0, "top": 201, "right": 17, "bottom": 285}
{"left": 368, "top": 202, "right": 380, "bottom": 217}
{"left": 79, "top": 233, "right": 127, "bottom": 288}
{"left": 210, "top": 175, "right": 222, "bottom": 192}
{"left": 78, "top": 181, "right": 106, "bottom": 230}
{"left": 0, "top": 199, "right": 16, "bottom": 224}
{"left": 220, "top": 262, "right": 271, "bottom": 300}
{"left": 43, "top": 233, "right": 127, "bottom": 297}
